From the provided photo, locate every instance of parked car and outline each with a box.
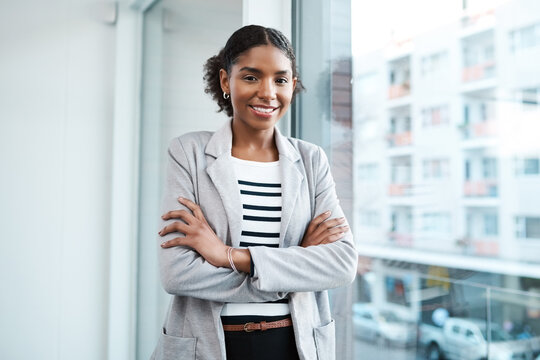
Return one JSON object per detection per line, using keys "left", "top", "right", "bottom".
{"left": 419, "top": 317, "right": 540, "bottom": 360}
{"left": 353, "top": 302, "right": 417, "bottom": 347}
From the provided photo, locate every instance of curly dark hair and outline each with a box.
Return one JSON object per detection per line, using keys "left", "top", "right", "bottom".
{"left": 203, "top": 25, "right": 305, "bottom": 118}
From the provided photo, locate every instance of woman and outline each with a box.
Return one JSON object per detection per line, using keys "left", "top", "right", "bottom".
{"left": 152, "top": 25, "right": 357, "bottom": 360}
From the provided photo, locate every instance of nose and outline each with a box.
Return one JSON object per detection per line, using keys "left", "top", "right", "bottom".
{"left": 257, "top": 78, "right": 276, "bottom": 100}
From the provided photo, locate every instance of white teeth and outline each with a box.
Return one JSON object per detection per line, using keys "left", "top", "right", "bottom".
{"left": 252, "top": 106, "right": 275, "bottom": 113}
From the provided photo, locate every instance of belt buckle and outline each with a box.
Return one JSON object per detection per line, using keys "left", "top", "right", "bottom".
{"left": 243, "top": 322, "right": 255, "bottom": 332}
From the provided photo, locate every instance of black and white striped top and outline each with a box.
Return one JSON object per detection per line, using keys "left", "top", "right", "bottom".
{"left": 220, "top": 157, "right": 290, "bottom": 317}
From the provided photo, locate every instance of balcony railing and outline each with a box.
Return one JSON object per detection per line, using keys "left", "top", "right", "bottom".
{"left": 388, "top": 82, "right": 410, "bottom": 99}
{"left": 388, "top": 231, "right": 413, "bottom": 246}
{"left": 461, "top": 8, "right": 495, "bottom": 28}
{"left": 459, "top": 120, "right": 497, "bottom": 139}
{"left": 388, "top": 183, "right": 412, "bottom": 196}
{"left": 463, "top": 180, "right": 498, "bottom": 197}
{"left": 387, "top": 131, "right": 412, "bottom": 147}
{"left": 462, "top": 60, "right": 495, "bottom": 82}
{"left": 473, "top": 239, "right": 499, "bottom": 256}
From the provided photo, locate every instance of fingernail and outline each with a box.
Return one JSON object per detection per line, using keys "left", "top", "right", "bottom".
{"left": 324, "top": 210, "right": 331, "bottom": 214}
{"left": 160, "top": 242, "right": 166, "bottom": 248}
{"left": 158, "top": 230, "right": 162, "bottom": 236}
{"left": 178, "top": 197, "right": 184, "bottom": 201}
{"left": 161, "top": 215, "right": 166, "bottom": 219}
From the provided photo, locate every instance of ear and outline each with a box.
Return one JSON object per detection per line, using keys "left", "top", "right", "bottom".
{"left": 292, "top": 77, "right": 298, "bottom": 93}
{"left": 219, "top": 69, "right": 230, "bottom": 94}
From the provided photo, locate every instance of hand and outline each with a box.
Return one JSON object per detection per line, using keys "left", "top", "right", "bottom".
{"left": 300, "top": 211, "right": 349, "bottom": 248}
{"left": 159, "top": 197, "right": 228, "bottom": 268}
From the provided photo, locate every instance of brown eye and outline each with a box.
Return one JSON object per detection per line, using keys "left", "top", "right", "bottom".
{"left": 243, "top": 75, "right": 257, "bottom": 81}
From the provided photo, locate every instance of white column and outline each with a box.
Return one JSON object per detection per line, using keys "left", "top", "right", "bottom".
{"left": 107, "top": 3, "right": 143, "bottom": 360}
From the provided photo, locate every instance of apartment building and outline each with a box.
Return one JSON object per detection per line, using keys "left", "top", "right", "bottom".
{"left": 352, "top": 0, "right": 540, "bottom": 330}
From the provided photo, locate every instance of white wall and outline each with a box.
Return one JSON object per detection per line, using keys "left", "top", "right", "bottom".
{"left": 0, "top": 1, "right": 116, "bottom": 359}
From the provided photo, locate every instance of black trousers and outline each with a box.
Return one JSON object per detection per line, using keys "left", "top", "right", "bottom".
{"left": 222, "top": 315, "right": 300, "bottom": 360}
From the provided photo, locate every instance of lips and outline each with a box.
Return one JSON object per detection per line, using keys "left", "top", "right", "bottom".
{"left": 249, "top": 105, "right": 278, "bottom": 117}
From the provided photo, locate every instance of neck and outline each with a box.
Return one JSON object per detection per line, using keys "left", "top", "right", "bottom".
{"left": 231, "top": 119, "right": 279, "bottom": 161}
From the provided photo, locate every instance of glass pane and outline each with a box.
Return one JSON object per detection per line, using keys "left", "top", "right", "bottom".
{"left": 295, "top": 0, "right": 540, "bottom": 358}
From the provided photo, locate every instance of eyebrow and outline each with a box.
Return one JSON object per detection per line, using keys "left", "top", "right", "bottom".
{"left": 238, "top": 66, "right": 291, "bottom": 76}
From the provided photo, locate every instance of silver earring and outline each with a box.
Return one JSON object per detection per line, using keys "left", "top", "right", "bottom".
{"left": 223, "top": 92, "right": 230, "bottom": 100}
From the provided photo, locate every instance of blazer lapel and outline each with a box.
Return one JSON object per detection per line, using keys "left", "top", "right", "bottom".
{"left": 274, "top": 127, "right": 304, "bottom": 248}
{"left": 205, "top": 122, "right": 243, "bottom": 247}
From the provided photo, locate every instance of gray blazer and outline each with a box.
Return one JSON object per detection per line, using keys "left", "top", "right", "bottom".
{"left": 151, "top": 121, "right": 357, "bottom": 360}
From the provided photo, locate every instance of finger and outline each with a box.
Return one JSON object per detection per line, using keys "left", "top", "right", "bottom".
{"left": 313, "top": 217, "right": 346, "bottom": 237}
{"left": 317, "top": 230, "right": 348, "bottom": 245}
{"left": 178, "top": 197, "right": 209, "bottom": 226}
{"left": 159, "top": 221, "right": 189, "bottom": 237}
{"left": 162, "top": 209, "right": 195, "bottom": 224}
{"left": 307, "top": 210, "right": 332, "bottom": 234}
{"left": 161, "top": 236, "right": 189, "bottom": 248}
{"left": 325, "top": 224, "right": 349, "bottom": 236}
{"left": 312, "top": 225, "right": 349, "bottom": 246}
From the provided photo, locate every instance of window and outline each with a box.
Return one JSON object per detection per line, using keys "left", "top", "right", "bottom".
{"left": 515, "top": 158, "right": 540, "bottom": 176}
{"left": 482, "top": 158, "right": 497, "bottom": 179}
{"left": 422, "top": 213, "right": 451, "bottom": 233}
{"left": 516, "top": 217, "right": 540, "bottom": 239}
{"left": 521, "top": 88, "right": 539, "bottom": 110}
{"left": 297, "top": 0, "right": 540, "bottom": 358}
{"left": 421, "top": 51, "right": 448, "bottom": 77}
{"left": 510, "top": 22, "right": 540, "bottom": 52}
{"left": 484, "top": 213, "right": 499, "bottom": 236}
{"left": 465, "top": 160, "right": 471, "bottom": 180}
{"left": 422, "top": 105, "right": 449, "bottom": 127}
{"left": 391, "top": 161, "right": 412, "bottom": 184}
{"left": 423, "top": 158, "right": 450, "bottom": 179}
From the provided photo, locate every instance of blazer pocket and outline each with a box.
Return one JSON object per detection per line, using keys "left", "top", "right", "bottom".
{"left": 313, "top": 319, "right": 335, "bottom": 360}
{"left": 155, "top": 328, "right": 197, "bottom": 360}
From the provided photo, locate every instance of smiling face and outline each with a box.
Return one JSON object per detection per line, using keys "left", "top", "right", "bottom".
{"left": 220, "top": 45, "right": 297, "bottom": 132}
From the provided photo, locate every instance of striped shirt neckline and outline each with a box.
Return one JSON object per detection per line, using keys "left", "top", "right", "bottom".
{"left": 231, "top": 156, "right": 280, "bottom": 167}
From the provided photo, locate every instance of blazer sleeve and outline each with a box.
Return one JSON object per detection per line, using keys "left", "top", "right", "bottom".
{"left": 248, "top": 146, "right": 358, "bottom": 293}
{"left": 158, "top": 138, "right": 287, "bottom": 303}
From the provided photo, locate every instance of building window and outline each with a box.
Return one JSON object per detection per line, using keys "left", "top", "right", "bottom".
{"left": 510, "top": 22, "right": 540, "bottom": 53}
{"left": 465, "top": 160, "right": 471, "bottom": 180}
{"left": 422, "top": 105, "right": 449, "bottom": 127}
{"left": 423, "top": 158, "right": 450, "bottom": 179}
{"left": 484, "top": 213, "right": 499, "bottom": 236}
{"left": 422, "top": 212, "right": 451, "bottom": 233}
{"left": 516, "top": 216, "right": 540, "bottom": 239}
{"left": 482, "top": 158, "right": 497, "bottom": 179}
{"left": 521, "top": 88, "right": 539, "bottom": 110}
{"left": 515, "top": 158, "right": 540, "bottom": 176}
{"left": 421, "top": 51, "right": 448, "bottom": 77}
